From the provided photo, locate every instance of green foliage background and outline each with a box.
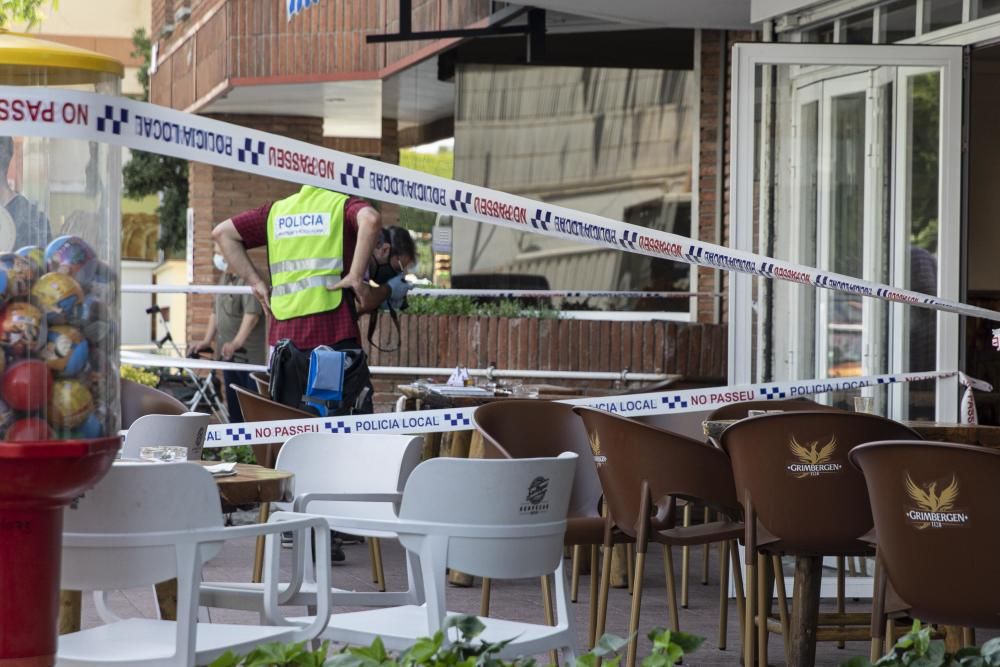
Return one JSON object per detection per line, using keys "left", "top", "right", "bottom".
{"left": 122, "top": 28, "right": 189, "bottom": 258}
{"left": 0, "top": 0, "right": 57, "bottom": 29}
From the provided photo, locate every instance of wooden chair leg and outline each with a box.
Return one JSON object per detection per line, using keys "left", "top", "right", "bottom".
{"left": 730, "top": 541, "right": 746, "bottom": 648}
{"left": 588, "top": 545, "right": 600, "bottom": 648}
{"left": 626, "top": 549, "right": 647, "bottom": 667}
{"left": 681, "top": 503, "right": 692, "bottom": 608}
{"left": 571, "top": 544, "right": 582, "bottom": 603}
{"left": 871, "top": 556, "right": 887, "bottom": 663}
{"left": 718, "top": 540, "right": 729, "bottom": 650}
{"left": 480, "top": 577, "right": 492, "bottom": 617}
{"left": 626, "top": 544, "right": 635, "bottom": 594}
{"left": 595, "top": 545, "right": 614, "bottom": 640}
{"left": 962, "top": 627, "right": 975, "bottom": 648}
{"left": 757, "top": 554, "right": 768, "bottom": 667}
{"left": 662, "top": 545, "right": 680, "bottom": 632}
{"left": 702, "top": 508, "right": 712, "bottom": 585}
{"left": 372, "top": 537, "right": 386, "bottom": 592}
{"left": 772, "top": 555, "right": 791, "bottom": 666}
{"left": 541, "top": 575, "right": 557, "bottom": 666}
{"left": 836, "top": 556, "right": 846, "bottom": 649}
{"left": 743, "top": 553, "right": 757, "bottom": 667}
{"left": 368, "top": 539, "right": 378, "bottom": 583}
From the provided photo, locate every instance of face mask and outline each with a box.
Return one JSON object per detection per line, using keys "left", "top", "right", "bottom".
{"left": 213, "top": 253, "right": 228, "bottom": 272}
{"left": 405, "top": 262, "right": 418, "bottom": 275}
{"left": 369, "top": 257, "right": 401, "bottom": 285}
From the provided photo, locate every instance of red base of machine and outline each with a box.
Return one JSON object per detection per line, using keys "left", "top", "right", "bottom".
{"left": 0, "top": 437, "right": 120, "bottom": 666}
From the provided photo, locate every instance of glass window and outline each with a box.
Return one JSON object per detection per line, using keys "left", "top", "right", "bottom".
{"left": 924, "top": 0, "right": 963, "bottom": 31}
{"left": 844, "top": 12, "right": 875, "bottom": 43}
{"left": 882, "top": 0, "right": 917, "bottom": 42}
{"left": 975, "top": 0, "right": 1000, "bottom": 17}
{"left": 452, "top": 65, "right": 696, "bottom": 312}
{"left": 802, "top": 23, "right": 835, "bottom": 43}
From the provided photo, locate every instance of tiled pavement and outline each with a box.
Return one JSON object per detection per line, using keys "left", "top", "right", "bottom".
{"left": 81, "top": 531, "right": 990, "bottom": 666}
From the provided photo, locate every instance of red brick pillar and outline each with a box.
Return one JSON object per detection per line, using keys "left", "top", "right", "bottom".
{"left": 379, "top": 117, "right": 400, "bottom": 227}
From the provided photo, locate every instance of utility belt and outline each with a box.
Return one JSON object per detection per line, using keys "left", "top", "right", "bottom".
{"left": 268, "top": 338, "right": 373, "bottom": 416}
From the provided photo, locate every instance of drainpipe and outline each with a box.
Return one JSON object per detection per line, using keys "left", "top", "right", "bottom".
{"left": 713, "top": 30, "right": 727, "bottom": 324}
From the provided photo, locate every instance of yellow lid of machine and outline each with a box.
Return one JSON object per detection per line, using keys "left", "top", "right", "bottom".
{"left": 0, "top": 31, "right": 123, "bottom": 78}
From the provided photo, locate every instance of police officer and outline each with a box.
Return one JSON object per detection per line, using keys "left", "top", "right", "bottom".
{"left": 212, "top": 185, "right": 413, "bottom": 413}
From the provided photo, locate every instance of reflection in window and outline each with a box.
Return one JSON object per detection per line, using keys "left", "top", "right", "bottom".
{"left": 882, "top": 0, "right": 917, "bottom": 42}
{"left": 452, "top": 65, "right": 695, "bottom": 312}
{"left": 925, "top": 0, "right": 963, "bottom": 31}
{"left": 802, "top": 23, "right": 836, "bottom": 43}
{"left": 844, "top": 12, "right": 874, "bottom": 43}
{"left": 975, "top": 0, "right": 1000, "bottom": 17}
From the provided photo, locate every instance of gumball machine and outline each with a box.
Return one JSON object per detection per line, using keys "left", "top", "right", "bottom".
{"left": 0, "top": 34, "right": 124, "bottom": 665}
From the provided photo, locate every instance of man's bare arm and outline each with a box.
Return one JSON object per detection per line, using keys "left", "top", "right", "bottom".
{"left": 212, "top": 219, "right": 271, "bottom": 318}
{"left": 330, "top": 205, "right": 382, "bottom": 311}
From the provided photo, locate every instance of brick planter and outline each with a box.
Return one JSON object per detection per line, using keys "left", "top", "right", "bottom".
{"left": 360, "top": 314, "right": 727, "bottom": 412}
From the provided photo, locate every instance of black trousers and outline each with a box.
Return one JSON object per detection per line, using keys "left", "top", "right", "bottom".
{"left": 223, "top": 369, "right": 256, "bottom": 422}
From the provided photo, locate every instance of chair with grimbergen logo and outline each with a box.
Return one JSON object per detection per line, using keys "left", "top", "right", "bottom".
{"left": 473, "top": 399, "right": 631, "bottom": 650}
{"left": 720, "top": 411, "right": 920, "bottom": 667}
{"left": 850, "top": 441, "right": 1000, "bottom": 661}
{"left": 573, "top": 407, "right": 746, "bottom": 667}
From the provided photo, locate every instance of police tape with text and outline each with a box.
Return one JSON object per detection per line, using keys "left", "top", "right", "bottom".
{"left": 198, "top": 370, "right": 987, "bottom": 447}
{"left": 1, "top": 87, "right": 998, "bottom": 322}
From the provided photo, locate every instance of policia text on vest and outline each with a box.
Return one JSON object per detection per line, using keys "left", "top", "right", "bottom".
{"left": 266, "top": 187, "right": 348, "bottom": 321}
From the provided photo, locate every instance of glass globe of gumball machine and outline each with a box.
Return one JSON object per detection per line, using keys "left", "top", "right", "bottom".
{"left": 0, "top": 34, "right": 124, "bottom": 666}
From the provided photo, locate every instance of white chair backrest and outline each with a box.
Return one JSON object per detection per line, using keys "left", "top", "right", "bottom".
{"left": 273, "top": 432, "right": 423, "bottom": 517}
{"left": 62, "top": 463, "right": 223, "bottom": 591}
{"left": 121, "top": 412, "right": 211, "bottom": 460}
{"left": 399, "top": 454, "right": 576, "bottom": 579}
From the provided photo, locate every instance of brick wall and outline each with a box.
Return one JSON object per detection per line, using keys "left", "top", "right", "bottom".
{"left": 697, "top": 30, "right": 755, "bottom": 324}
{"left": 151, "top": 0, "right": 493, "bottom": 113}
{"left": 360, "top": 314, "right": 727, "bottom": 412}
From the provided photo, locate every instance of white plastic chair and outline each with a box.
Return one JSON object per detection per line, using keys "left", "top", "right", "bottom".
{"left": 120, "top": 412, "right": 211, "bottom": 461}
{"left": 199, "top": 432, "right": 424, "bottom": 613}
{"left": 57, "top": 462, "right": 330, "bottom": 667}
{"left": 293, "top": 453, "right": 579, "bottom": 663}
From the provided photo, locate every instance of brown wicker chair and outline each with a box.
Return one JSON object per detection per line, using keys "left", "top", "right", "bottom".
{"left": 574, "top": 407, "right": 745, "bottom": 667}
{"left": 707, "top": 397, "right": 844, "bottom": 421}
{"left": 231, "top": 384, "right": 312, "bottom": 469}
{"left": 249, "top": 371, "right": 270, "bottom": 397}
{"left": 473, "top": 399, "right": 631, "bottom": 648}
{"left": 851, "top": 440, "right": 1000, "bottom": 660}
{"left": 721, "top": 411, "right": 920, "bottom": 666}
{"left": 120, "top": 378, "right": 186, "bottom": 427}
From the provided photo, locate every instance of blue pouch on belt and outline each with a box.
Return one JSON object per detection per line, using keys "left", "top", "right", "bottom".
{"left": 303, "top": 346, "right": 345, "bottom": 416}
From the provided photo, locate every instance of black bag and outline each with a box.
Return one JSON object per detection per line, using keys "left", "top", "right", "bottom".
{"left": 269, "top": 338, "right": 373, "bottom": 415}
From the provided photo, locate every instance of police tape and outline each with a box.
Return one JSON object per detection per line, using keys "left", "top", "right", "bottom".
{"left": 200, "top": 370, "right": 988, "bottom": 447}
{"left": 120, "top": 283, "right": 720, "bottom": 299}
{"left": 2, "top": 88, "right": 998, "bottom": 322}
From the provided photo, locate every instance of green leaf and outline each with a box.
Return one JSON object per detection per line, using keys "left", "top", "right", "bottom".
{"left": 639, "top": 653, "right": 668, "bottom": 667}
{"left": 602, "top": 656, "right": 622, "bottom": 667}
{"left": 669, "top": 632, "right": 704, "bottom": 654}
{"left": 592, "top": 634, "right": 629, "bottom": 657}
{"left": 447, "top": 615, "right": 487, "bottom": 642}
{"left": 208, "top": 652, "right": 242, "bottom": 667}
{"left": 981, "top": 638, "right": 1000, "bottom": 666}
{"left": 842, "top": 657, "right": 875, "bottom": 667}
{"left": 574, "top": 654, "right": 597, "bottom": 667}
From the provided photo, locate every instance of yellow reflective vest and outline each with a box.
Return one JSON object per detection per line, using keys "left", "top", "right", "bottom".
{"left": 266, "top": 186, "right": 349, "bottom": 321}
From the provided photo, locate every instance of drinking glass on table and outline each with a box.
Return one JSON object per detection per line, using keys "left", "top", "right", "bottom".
{"left": 139, "top": 446, "right": 188, "bottom": 462}
{"left": 853, "top": 397, "right": 875, "bottom": 414}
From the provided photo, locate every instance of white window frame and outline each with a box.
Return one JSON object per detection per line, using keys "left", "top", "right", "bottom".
{"left": 729, "top": 43, "right": 962, "bottom": 423}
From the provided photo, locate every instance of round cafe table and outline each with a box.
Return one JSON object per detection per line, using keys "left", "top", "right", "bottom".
{"left": 58, "top": 461, "right": 294, "bottom": 632}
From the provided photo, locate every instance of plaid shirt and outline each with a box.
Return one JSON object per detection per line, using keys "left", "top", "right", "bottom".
{"left": 232, "top": 196, "right": 371, "bottom": 350}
